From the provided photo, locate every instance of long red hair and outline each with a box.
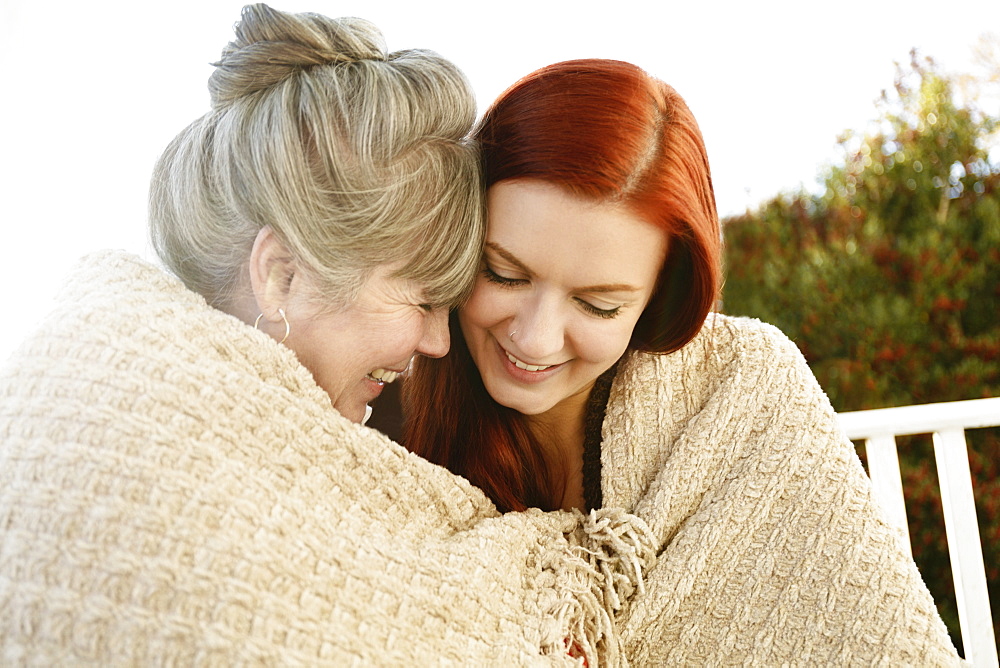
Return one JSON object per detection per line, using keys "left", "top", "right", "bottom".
{"left": 402, "top": 59, "right": 721, "bottom": 511}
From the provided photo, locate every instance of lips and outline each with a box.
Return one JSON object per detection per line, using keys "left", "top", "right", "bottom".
{"left": 366, "top": 368, "right": 401, "bottom": 385}
{"left": 497, "top": 339, "right": 563, "bottom": 379}
{"left": 504, "top": 350, "right": 554, "bottom": 372}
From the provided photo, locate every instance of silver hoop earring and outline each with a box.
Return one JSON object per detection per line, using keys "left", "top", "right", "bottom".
{"left": 254, "top": 308, "right": 290, "bottom": 344}
{"left": 508, "top": 329, "right": 518, "bottom": 341}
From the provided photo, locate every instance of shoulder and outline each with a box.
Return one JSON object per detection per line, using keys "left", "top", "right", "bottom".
{"left": 54, "top": 250, "right": 189, "bottom": 304}
{"left": 607, "top": 313, "right": 823, "bottom": 446}
{"left": 699, "top": 313, "right": 804, "bottom": 359}
{"left": 2, "top": 248, "right": 324, "bottom": 430}
{"left": 619, "top": 313, "right": 807, "bottom": 389}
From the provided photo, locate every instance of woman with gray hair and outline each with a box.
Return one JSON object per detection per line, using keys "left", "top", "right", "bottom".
{"left": 0, "top": 5, "right": 653, "bottom": 664}
{"left": 150, "top": 2, "right": 482, "bottom": 425}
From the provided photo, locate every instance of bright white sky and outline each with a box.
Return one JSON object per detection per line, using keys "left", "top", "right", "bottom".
{"left": 1, "top": 0, "right": 997, "bottom": 361}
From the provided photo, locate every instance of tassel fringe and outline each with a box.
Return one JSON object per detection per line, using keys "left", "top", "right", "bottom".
{"left": 532, "top": 508, "right": 656, "bottom": 667}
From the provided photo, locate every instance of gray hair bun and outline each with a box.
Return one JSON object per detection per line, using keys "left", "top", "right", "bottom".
{"left": 209, "top": 3, "right": 388, "bottom": 108}
{"left": 151, "top": 3, "right": 482, "bottom": 313}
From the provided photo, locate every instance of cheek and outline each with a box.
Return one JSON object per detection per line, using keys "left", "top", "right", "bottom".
{"left": 381, "top": 314, "right": 427, "bottom": 353}
{"left": 459, "top": 282, "right": 511, "bottom": 332}
{"left": 573, "top": 316, "right": 641, "bottom": 364}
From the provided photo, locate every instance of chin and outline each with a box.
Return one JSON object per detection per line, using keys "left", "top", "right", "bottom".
{"left": 334, "top": 401, "right": 365, "bottom": 424}
{"left": 488, "top": 384, "right": 553, "bottom": 416}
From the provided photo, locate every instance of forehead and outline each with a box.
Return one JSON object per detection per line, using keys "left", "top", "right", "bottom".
{"left": 486, "top": 180, "right": 668, "bottom": 286}
{"left": 352, "top": 261, "right": 426, "bottom": 305}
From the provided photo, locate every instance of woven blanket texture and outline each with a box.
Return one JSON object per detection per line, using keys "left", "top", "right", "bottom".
{"left": 602, "top": 313, "right": 962, "bottom": 665}
{"left": 0, "top": 251, "right": 648, "bottom": 666}
{"left": 0, "top": 251, "right": 964, "bottom": 666}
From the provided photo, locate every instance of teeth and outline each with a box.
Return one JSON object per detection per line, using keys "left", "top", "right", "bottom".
{"left": 367, "top": 368, "right": 399, "bottom": 384}
{"left": 506, "top": 351, "right": 552, "bottom": 372}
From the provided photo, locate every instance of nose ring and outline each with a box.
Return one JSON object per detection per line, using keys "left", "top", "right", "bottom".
{"left": 508, "top": 329, "right": 518, "bottom": 341}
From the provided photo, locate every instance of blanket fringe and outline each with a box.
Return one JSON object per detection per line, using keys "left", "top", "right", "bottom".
{"left": 534, "top": 509, "right": 656, "bottom": 667}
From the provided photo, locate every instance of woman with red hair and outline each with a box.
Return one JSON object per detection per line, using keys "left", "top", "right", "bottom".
{"left": 401, "top": 59, "right": 960, "bottom": 664}
{"left": 404, "top": 58, "right": 719, "bottom": 511}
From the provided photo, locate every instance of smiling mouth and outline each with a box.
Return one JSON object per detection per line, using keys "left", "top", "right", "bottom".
{"left": 504, "top": 350, "right": 555, "bottom": 372}
{"left": 366, "top": 368, "right": 401, "bottom": 385}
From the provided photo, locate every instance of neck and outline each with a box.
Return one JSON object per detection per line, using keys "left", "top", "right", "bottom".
{"left": 218, "top": 291, "right": 258, "bottom": 327}
{"left": 526, "top": 391, "right": 590, "bottom": 511}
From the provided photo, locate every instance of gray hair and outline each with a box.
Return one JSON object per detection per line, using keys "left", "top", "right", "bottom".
{"left": 149, "top": 3, "right": 484, "bottom": 311}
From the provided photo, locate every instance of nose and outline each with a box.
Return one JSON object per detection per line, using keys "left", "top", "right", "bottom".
{"left": 416, "top": 307, "right": 450, "bottom": 358}
{"left": 508, "top": 294, "right": 564, "bottom": 361}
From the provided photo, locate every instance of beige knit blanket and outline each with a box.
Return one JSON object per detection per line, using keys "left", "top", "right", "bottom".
{"left": 0, "top": 251, "right": 650, "bottom": 666}
{"left": 0, "top": 251, "right": 964, "bottom": 666}
{"left": 603, "top": 314, "right": 962, "bottom": 665}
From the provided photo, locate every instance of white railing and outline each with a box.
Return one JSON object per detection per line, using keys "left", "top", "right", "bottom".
{"left": 838, "top": 397, "right": 1000, "bottom": 667}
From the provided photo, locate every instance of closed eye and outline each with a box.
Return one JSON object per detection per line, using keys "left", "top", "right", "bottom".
{"left": 483, "top": 266, "right": 526, "bottom": 287}
{"left": 575, "top": 298, "right": 622, "bottom": 319}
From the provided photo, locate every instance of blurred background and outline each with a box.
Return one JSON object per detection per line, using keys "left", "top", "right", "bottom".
{"left": 719, "top": 35, "right": 999, "bottom": 654}
{"left": 1, "top": 0, "right": 996, "bottom": 359}
{"left": 2, "top": 0, "right": 998, "bottom": 651}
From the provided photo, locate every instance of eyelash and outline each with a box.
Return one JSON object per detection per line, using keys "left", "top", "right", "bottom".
{"left": 482, "top": 267, "right": 524, "bottom": 287}
{"left": 482, "top": 267, "right": 622, "bottom": 319}
{"left": 577, "top": 300, "right": 622, "bottom": 319}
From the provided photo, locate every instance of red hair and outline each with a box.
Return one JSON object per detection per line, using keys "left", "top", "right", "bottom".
{"left": 403, "top": 59, "right": 721, "bottom": 511}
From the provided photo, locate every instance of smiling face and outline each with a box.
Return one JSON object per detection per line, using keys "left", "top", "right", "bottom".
{"left": 283, "top": 262, "right": 450, "bottom": 424}
{"left": 459, "top": 179, "right": 668, "bottom": 424}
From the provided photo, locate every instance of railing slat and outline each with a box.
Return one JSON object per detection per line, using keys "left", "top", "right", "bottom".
{"left": 836, "top": 397, "right": 999, "bottom": 667}
{"left": 933, "top": 428, "right": 999, "bottom": 668}
{"left": 864, "top": 434, "right": 912, "bottom": 558}
{"left": 838, "top": 397, "right": 1000, "bottom": 439}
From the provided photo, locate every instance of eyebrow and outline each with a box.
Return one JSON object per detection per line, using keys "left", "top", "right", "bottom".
{"left": 485, "top": 241, "right": 644, "bottom": 294}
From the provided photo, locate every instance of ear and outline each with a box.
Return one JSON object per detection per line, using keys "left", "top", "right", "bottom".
{"left": 248, "top": 226, "right": 295, "bottom": 320}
